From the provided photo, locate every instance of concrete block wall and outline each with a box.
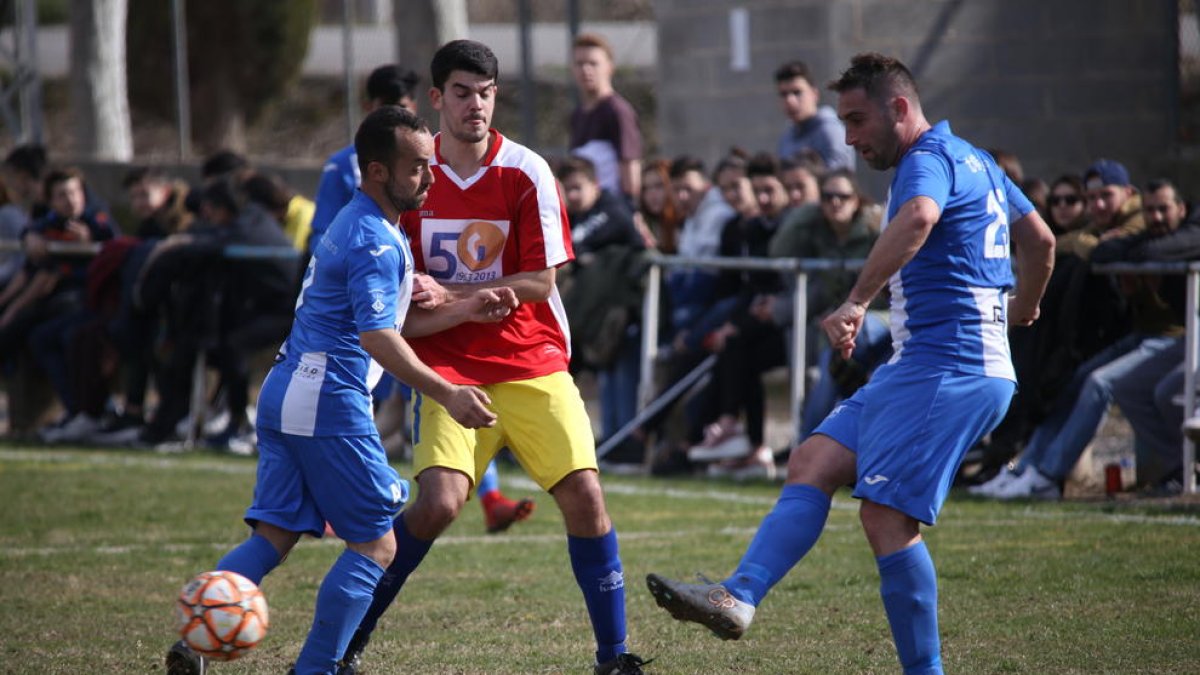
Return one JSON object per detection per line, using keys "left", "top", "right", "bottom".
{"left": 654, "top": 0, "right": 1178, "bottom": 198}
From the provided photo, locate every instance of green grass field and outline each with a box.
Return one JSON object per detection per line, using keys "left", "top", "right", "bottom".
{"left": 1, "top": 446, "right": 1198, "bottom": 674}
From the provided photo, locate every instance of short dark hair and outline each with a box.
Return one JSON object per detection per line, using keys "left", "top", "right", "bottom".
{"left": 366, "top": 64, "right": 420, "bottom": 105}
{"left": 774, "top": 60, "right": 812, "bottom": 85}
{"left": 431, "top": 40, "right": 499, "bottom": 91}
{"left": 200, "top": 177, "right": 242, "bottom": 218}
{"left": 355, "top": 106, "right": 430, "bottom": 176}
{"left": 43, "top": 166, "right": 85, "bottom": 203}
{"left": 557, "top": 156, "right": 597, "bottom": 184}
{"left": 827, "top": 52, "right": 920, "bottom": 105}
{"left": 713, "top": 147, "right": 750, "bottom": 182}
{"left": 122, "top": 166, "right": 169, "bottom": 190}
{"left": 201, "top": 150, "right": 249, "bottom": 180}
{"left": 3, "top": 144, "right": 47, "bottom": 178}
{"left": 988, "top": 148, "right": 1024, "bottom": 184}
{"left": 746, "top": 152, "right": 781, "bottom": 180}
{"left": 781, "top": 149, "right": 826, "bottom": 175}
{"left": 669, "top": 155, "right": 706, "bottom": 180}
{"left": 1145, "top": 178, "right": 1182, "bottom": 203}
{"left": 241, "top": 172, "right": 293, "bottom": 213}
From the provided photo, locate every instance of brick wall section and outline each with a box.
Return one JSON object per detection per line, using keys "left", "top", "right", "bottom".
{"left": 654, "top": 0, "right": 1176, "bottom": 196}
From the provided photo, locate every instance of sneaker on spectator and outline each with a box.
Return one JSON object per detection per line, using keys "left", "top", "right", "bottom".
{"left": 1184, "top": 416, "right": 1200, "bottom": 444}
{"left": 688, "top": 431, "right": 752, "bottom": 462}
{"left": 968, "top": 466, "right": 1022, "bottom": 497}
{"left": 995, "top": 467, "right": 1060, "bottom": 501}
{"left": 39, "top": 413, "right": 102, "bottom": 444}
{"left": 705, "top": 447, "right": 778, "bottom": 481}
{"left": 90, "top": 412, "right": 145, "bottom": 445}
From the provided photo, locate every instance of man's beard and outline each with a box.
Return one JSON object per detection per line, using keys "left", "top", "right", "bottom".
{"left": 385, "top": 181, "right": 425, "bottom": 214}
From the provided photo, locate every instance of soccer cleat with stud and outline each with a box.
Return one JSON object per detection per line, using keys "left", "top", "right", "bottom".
{"left": 165, "top": 640, "right": 207, "bottom": 675}
{"left": 645, "top": 573, "right": 755, "bottom": 640}
{"left": 594, "top": 652, "right": 653, "bottom": 675}
{"left": 484, "top": 497, "right": 535, "bottom": 533}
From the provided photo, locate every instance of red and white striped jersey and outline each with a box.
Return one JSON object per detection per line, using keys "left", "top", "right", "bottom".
{"left": 401, "top": 129, "right": 575, "bottom": 385}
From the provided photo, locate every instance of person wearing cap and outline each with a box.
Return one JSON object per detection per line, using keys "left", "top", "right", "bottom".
{"left": 1057, "top": 159, "right": 1145, "bottom": 260}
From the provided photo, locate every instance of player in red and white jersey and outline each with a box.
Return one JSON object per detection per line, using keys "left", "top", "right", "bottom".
{"left": 342, "top": 40, "right": 651, "bottom": 675}
{"left": 401, "top": 126, "right": 574, "bottom": 384}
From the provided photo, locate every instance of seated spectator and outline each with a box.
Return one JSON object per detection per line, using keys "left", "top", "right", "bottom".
{"left": 242, "top": 171, "right": 314, "bottom": 253}
{"left": 1, "top": 167, "right": 116, "bottom": 437}
{"left": 635, "top": 159, "right": 682, "bottom": 252}
{"left": 0, "top": 145, "right": 48, "bottom": 288}
{"left": 666, "top": 154, "right": 736, "bottom": 335}
{"left": 687, "top": 153, "right": 792, "bottom": 479}
{"left": 975, "top": 179, "right": 1186, "bottom": 499}
{"left": 779, "top": 150, "right": 824, "bottom": 211}
{"left": 124, "top": 166, "right": 193, "bottom": 239}
{"left": 557, "top": 157, "right": 646, "bottom": 446}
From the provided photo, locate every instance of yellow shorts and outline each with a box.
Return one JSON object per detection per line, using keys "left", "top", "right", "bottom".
{"left": 411, "top": 371, "right": 597, "bottom": 491}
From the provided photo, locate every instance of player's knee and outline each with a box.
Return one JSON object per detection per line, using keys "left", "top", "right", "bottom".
{"left": 407, "top": 490, "right": 465, "bottom": 537}
{"left": 350, "top": 533, "right": 396, "bottom": 568}
{"left": 858, "top": 501, "right": 920, "bottom": 556}
{"left": 785, "top": 438, "right": 854, "bottom": 492}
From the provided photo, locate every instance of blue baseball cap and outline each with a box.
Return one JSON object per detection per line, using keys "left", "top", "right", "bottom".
{"left": 1083, "top": 159, "right": 1130, "bottom": 189}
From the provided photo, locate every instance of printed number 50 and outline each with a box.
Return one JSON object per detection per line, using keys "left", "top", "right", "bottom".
{"left": 427, "top": 231, "right": 459, "bottom": 280}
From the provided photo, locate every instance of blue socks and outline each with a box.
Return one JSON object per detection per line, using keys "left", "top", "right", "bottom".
{"left": 477, "top": 459, "right": 500, "bottom": 498}
{"left": 723, "top": 484, "right": 831, "bottom": 606}
{"left": 568, "top": 529, "right": 627, "bottom": 664}
{"left": 877, "top": 540, "right": 942, "bottom": 675}
{"left": 216, "top": 533, "right": 281, "bottom": 586}
{"left": 293, "top": 550, "right": 384, "bottom": 675}
{"left": 355, "top": 514, "right": 434, "bottom": 637}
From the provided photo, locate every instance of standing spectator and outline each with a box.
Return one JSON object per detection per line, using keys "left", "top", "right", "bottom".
{"left": 569, "top": 32, "right": 643, "bottom": 203}
{"left": 310, "top": 64, "right": 420, "bottom": 252}
{"left": 774, "top": 60, "right": 855, "bottom": 171}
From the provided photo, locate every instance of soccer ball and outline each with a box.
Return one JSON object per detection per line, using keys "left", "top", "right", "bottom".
{"left": 175, "top": 570, "right": 269, "bottom": 661}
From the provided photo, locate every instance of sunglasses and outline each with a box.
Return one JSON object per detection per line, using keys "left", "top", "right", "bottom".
{"left": 820, "top": 191, "right": 854, "bottom": 203}
{"left": 1048, "top": 194, "right": 1081, "bottom": 207}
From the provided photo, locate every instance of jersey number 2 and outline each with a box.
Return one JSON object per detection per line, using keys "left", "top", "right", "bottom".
{"left": 984, "top": 188, "right": 1010, "bottom": 259}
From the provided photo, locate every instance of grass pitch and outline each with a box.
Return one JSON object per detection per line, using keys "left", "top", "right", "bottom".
{"left": 1, "top": 446, "right": 1198, "bottom": 674}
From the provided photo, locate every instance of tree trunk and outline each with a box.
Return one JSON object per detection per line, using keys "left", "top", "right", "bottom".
{"left": 69, "top": 0, "right": 133, "bottom": 161}
{"left": 392, "top": 0, "right": 467, "bottom": 122}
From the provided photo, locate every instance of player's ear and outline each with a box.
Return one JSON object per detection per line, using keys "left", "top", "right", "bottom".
{"left": 429, "top": 86, "right": 443, "bottom": 110}
{"left": 365, "top": 160, "right": 388, "bottom": 184}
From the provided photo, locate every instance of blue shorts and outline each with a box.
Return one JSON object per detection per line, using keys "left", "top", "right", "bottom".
{"left": 813, "top": 362, "right": 1014, "bottom": 525}
{"left": 245, "top": 428, "right": 409, "bottom": 543}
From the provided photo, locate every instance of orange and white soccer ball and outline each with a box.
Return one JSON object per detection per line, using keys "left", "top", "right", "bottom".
{"left": 175, "top": 570, "right": 269, "bottom": 661}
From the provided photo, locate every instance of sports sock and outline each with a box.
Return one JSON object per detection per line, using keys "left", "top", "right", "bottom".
{"left": 215, "top": 533, "right": 281, "bottom": 586}
{"left": 293, "top": 549, "right": 384, "bottom": 675}
{"left": 353, "top": 514, "right": 433, "bottom": 637}
{"left": 568, "top": 529, "right": 627, "bottom": 664}
{"left": 477, "top": 459, "right": 500, "bottom": 498}
{"left": 723, "top": 483, "right": 831, "bottom": 606}
{"left": 877, "top": 540, "right": 942, "bottom": 675}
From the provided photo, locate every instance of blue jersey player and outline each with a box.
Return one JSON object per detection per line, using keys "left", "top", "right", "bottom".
{"left": 646, "top": 53, "right": 1055, "bottom": 674}
{"left": 166, "top": 106, "right": 517, "bottom": 675}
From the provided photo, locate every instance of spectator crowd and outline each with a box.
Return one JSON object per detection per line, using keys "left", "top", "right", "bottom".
{"left": 1, "top": 33, "right": 1196, "bottom": 498}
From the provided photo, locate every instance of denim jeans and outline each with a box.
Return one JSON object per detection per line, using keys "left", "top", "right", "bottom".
{"left": 1017, "top": 333, "right": 1179, "bottom": 480}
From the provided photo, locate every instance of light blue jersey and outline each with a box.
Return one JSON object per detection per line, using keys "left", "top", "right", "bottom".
{"left": 310, "top": 144, "right": 360, "bottom": 253}
{"left": 883, "top": 121, "right": 1033, "bottom": 380}
{"left": 257, "top": 190, "right": 413, "bottom": 437}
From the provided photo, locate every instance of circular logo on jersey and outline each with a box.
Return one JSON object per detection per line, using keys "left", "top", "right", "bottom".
{"left": 457, "top": 221, "right": 507, "bottom": 271}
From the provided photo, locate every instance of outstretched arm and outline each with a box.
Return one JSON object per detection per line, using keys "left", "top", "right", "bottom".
{"left": 1007, "top": 210, "right": 1056, "bottom": 326}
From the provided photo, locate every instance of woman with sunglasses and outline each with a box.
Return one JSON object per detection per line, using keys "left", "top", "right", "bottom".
{"left": 1046, "top": 174, "right": 1088, "bottom": 235}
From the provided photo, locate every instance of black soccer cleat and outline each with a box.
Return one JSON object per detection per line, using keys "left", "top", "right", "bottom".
{"left": 594, "top": 652, "right": 654, "bottom": 675}
{"left": 165, "top": 640, "right": 206, "bottom": 675}
{"left": 336, "top": 629, "right": 371, "bottom": 674}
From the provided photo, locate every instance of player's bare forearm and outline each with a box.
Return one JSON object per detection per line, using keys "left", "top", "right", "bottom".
{"left": 401, "top": 286, "right": 518, "bottom": 338}
{"left": 1009, "top": 210, "right": 1056, "bottom": 326}
{"left": 847, "top": 196, "right": 939, "bottom": 305}
{"left": 445, "top": 267, "right": 555, "bottom": 303}
{"left": 360, "top": 328, "right": 498, "bottom": 429}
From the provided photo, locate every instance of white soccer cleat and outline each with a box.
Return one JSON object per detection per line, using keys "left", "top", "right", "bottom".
{"left": 645, "top": 573, "right": 755, "bottom": 640}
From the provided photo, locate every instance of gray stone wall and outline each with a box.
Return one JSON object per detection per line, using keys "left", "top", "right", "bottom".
{"left": 654, "top": 0, "right": 1177, "bottom": 197}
